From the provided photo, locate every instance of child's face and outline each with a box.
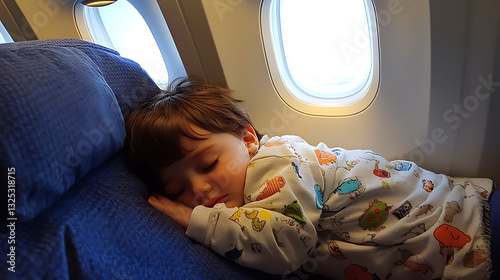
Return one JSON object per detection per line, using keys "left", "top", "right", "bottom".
{"left": 159, "top": 125, "right": 259, "bottom": 208}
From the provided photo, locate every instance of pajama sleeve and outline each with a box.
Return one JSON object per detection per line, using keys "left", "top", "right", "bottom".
{"left": 186, "top": 136, "right": 324, "bottom": 275}
{"left": 187, "top": 204, "right": 317, "bottom": 275}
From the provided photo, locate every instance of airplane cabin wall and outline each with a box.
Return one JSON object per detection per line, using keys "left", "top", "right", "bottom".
{"left": 194, "top": 0, "right": 500, "bottom": 181}
{"left": 479, "top": 39, "right": 500, "bottom": 183}
{"left": 426, "top": 0, "right": 500, "bottom": 182}
{"left": 196, "top": 0, "right": 432, "bottom": 165}
{"left": 7, "top": 0, "right": 79, "bottom": 40}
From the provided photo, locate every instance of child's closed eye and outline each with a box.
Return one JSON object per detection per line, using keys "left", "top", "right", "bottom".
{"left": 202, "top": 159, "right": 218, "bottom": 173}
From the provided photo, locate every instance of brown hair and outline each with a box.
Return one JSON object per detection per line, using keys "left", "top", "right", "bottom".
{"left": 124, "top": 77, "right": 260, "bottom": 185}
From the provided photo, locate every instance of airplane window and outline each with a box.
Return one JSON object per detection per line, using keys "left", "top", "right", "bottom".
{"left": 81, "top": 0, "right": 179, "bottom": 88}
{"left": 0, "top": 20, "right": 13, "bottom": 44}
{"left": 262, "top": 0, "right": 379, "bottom": 116}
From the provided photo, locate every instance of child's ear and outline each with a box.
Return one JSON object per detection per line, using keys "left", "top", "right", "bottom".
{"left": 242, "top": 126, "right": 259, "bottom": 155}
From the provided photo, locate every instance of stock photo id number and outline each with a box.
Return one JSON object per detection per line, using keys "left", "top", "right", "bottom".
{"left": 6, "top": 167, "right": 16, "bottom": 273}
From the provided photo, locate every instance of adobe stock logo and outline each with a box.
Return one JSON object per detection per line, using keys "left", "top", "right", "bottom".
{"left": 11, "top": 0, "right": 71, "bottom": 41}
{"left": 408, "top": 74, "right": 500, "bottom": 165}
{"left": 212, "top": 0, "right": 243, "bottom": 21}
{"left": 259, "top": 105, "right": 298, "bottom": 137}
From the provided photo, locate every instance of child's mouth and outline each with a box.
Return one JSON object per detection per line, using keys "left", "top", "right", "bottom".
{"left": 207, "top": 195, "right": 227, "bottom": 208}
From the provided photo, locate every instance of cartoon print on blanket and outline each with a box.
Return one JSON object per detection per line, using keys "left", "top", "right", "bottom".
{"left": 201, "top": 135, "right": 493, "bottom": 279}
{"left": 314, "top": 146, "right": 492, "bottom": 278}
{"left": 357, "top": 199, "right": 392, "bottom": 232}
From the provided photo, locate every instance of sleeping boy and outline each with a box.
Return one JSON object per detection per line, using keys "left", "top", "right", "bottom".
{"left": 125, "top": 78, "right": 494, "bottom": 279}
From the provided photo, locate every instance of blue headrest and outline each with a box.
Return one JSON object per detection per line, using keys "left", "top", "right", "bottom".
{"left": 0, "top": 39, "right": 161, "bottom": 221}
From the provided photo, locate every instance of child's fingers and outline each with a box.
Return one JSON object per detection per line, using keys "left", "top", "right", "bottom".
{"left": 148, "top": 193, "right": 173, "bottom": 212}
{"left": 148, "top": 193, "right": 183, "bottom": 212}
{"left": 148, "top": 195, "right": 159, "bottom": 206}
{"left": 149, "top": 193, "right": 171, "bottom": 204}
{"left": 147, "top": 193, "right": 193, "bottom": 230}
{"left": 150, "top": 193, "right": 192, "bottom": 208}
{"left": 148, "top": 196, "right": 163, "bottom": 212}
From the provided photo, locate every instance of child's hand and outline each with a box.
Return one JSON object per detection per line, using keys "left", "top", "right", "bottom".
{"left": 148, "top": 193, "right": 193, "bottom": 230}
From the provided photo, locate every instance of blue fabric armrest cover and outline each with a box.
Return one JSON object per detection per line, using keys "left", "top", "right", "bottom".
{"left": 0, "top": 39, "right": 160, "bottom": 221}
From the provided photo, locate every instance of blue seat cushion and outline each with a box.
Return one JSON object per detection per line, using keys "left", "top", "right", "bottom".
{"left": 13, "top": 151, "right": 281, "bottom": 280}
{"left": 489, "top": 188, "right": 500, "bottom": 277}
{"left": 0, "top": 39, "right": 160, "bottom": 221}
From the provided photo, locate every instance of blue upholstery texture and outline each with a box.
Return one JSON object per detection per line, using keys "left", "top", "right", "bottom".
{"left": 0, "top": 39, "right": 159, "bottom": 221}
{"left": 490, "top": 189, "right": 500, "bottom": 279}
{"left": 0, "top": 39, "right": 279, "bottom": 280}
{"left": 12, "top": 151, "right": 278, "bottom": 279}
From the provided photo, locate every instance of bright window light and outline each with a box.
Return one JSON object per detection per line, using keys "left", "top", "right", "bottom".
{"left": 83, "top": 1, "right": 170, "bottom": 88}
{"left": 0, "top": 20, "right": 13, "bottom": 44}
{"left": 262, "top": 0, "right": 379, "bottom": 116}
{"left": 280, "top": 0, "right": 371, "bottom": 98}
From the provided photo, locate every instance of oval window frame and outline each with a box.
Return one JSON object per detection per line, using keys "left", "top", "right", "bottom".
{"left": 0, "top": 20, "right": 13, "bottom": 43}
{"left": 74, "top": 0, "right": 186, "bottom": 88}
{"left": 261, "top": 0, "right": 380, "bottom": 117}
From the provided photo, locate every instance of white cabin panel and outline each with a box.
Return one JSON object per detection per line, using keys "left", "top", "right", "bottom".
{"left": 200, "top": 0, "right": 431, "bottom": 160}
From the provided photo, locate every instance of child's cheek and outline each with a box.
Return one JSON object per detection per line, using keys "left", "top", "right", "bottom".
{"left": 226, "top": 160, "right": 241, "bottom": 175}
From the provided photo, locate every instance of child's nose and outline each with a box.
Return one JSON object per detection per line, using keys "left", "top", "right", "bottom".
{"left": 191, "top": 177, "right": 212, "bottom": 197}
